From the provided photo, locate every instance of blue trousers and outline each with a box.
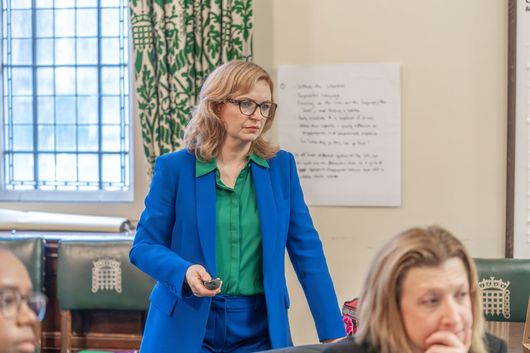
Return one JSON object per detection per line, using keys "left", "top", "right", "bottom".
{"left": 201, "top": 294, "right": 271, "bottom": 353}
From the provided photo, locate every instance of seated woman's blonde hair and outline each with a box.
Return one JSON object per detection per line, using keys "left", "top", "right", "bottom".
{"left": 355, "top": 225, "right": 486, "bottom": 353}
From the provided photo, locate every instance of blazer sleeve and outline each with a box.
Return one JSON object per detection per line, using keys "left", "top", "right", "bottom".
{"left": 284, "top": 152, "right": 346, "bottom": 341}
{"left": 129, "top": 154, "right": 192, "bottom": 299}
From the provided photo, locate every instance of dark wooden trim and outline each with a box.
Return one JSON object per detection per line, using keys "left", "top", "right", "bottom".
{"left": 506, "top": 0, "right": 517, "bottom": 258}
{"left": 60, "top": 311, "right": 71, "bottom": 353}
{"left": 43, "top": 331, "right": 141, "bottom": 353}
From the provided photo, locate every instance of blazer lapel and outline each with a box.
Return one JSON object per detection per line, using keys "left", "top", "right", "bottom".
{"left": 195, "top": 173, "right": 216, "bottom": 275}
{"left": 251, "top": 163, "right": 278, "bottom": 272}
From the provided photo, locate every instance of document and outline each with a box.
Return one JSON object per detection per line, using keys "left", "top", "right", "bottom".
{"left": 278, "top": 63, "right": 401, "bottom": 206}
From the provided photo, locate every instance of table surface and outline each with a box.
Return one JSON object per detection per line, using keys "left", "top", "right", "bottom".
{"left": 485, "top": 321, "right": 525, "bottom": 353}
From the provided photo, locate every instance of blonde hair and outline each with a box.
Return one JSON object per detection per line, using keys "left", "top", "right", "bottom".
{"left": 356, "top": 225, "right": 486, "bottom": 353}
{"left": 184, "top": 60, "right": 278, "bottom": 161}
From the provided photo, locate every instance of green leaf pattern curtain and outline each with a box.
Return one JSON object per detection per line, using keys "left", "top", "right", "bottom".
{"left": 129, "top": 0, "right": 253, "bottom": 177}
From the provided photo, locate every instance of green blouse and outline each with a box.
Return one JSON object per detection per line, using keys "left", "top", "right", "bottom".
{"left": 195, "top": 154, "right": 269, "bottom": 295}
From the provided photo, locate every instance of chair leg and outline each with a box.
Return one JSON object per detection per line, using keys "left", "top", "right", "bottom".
{"left": 60, "top": 310, "right": 72, "bottom": 353}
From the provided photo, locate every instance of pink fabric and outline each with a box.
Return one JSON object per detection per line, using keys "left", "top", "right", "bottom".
{"left": 342, "top": 298, "right": 359, "bottom": 335}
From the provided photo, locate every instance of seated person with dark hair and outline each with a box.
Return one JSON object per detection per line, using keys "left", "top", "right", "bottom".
{"left": 323, "top": 225, "right": 506, "bottom": 353}
{"left": 0, "top": 249, "right": 46, "bottom": 353}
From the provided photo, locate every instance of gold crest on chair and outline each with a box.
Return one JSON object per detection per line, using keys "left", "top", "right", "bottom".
{"left": 478, "top": 276, "right": 511, "bottom": 320}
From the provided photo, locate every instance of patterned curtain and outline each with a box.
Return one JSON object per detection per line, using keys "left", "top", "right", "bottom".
{"left": 129, "top": 0, "right": 253, "bottom": 177}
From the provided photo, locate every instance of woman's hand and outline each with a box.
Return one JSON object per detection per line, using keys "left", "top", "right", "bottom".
{"left": 424, "top": 328, "right": 471, "bottom": 353}
{"left": 185, "top": 264, "right": 222, "bottom": 297}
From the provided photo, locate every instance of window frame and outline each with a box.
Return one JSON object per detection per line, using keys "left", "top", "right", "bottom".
{"left": 0, "top": 1, "right": 134, "bottom": 203}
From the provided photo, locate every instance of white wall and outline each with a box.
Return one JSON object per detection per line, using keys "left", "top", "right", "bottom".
{"left": 254, "top": 0, "right": 507, "bottom": 344}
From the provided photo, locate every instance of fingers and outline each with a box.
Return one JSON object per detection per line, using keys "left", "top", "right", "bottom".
{"left": 463, "top": 327, "right": 472, "bottom": 349}
{"left": 185, "top": 264, "right": 222, "bottom": 297}
{"left": 424, "top": 344, "right": 463, "bottom": 353}
{"left": 424, "top": 330, "right": 469, "bottom": 353}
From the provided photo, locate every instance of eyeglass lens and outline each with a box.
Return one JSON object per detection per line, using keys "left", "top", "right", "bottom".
{"left": 231, "top": 99, "right": 276, "bottom": 118}
{"left": 0, "top": 289, "right": 47, "bottom": 321}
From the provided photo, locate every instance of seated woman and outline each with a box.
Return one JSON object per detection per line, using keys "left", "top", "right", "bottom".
{"left": 324, "top": 225, "right": 506, "bottom": 353}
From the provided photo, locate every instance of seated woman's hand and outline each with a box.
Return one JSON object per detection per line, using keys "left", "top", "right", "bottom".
{"left": 424, "top": 328, "right": 471, "bottom": 353}
{"left": 185, "top": 264, "right": 222, "bottom": 297}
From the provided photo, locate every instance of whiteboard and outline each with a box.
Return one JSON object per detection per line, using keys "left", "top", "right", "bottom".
{"left": 277, "top": 64, "right": 401, "bottom": 207}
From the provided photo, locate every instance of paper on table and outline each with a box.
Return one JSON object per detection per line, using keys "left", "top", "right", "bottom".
{"left": 0, "top": 208, "right": 130, "bottom": 233}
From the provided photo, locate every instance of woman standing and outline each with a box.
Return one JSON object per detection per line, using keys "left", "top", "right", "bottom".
{"left": 130, "top": 60, "right": 345, "bottom": 353}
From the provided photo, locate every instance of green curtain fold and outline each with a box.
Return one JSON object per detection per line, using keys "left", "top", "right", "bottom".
{"left": 129, "top": 0, "right": 253, "bottom": 177}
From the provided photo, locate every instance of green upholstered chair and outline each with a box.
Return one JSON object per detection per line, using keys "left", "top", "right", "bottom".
{"left": 0, "top": 236, "right": 45, "bottom": 291}
{"left": 57, "top": 239, "right": 154, "bottom": 353}
{"left": 474, "top": 258, "right": 530, "bottom": 322}
{"left": 0, "top": 236, "right": 45, "bottom": 353}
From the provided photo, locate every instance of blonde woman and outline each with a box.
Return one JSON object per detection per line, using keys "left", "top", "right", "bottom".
{"left": 324, "top": 226, "right": 506, "bottom": 353}
{"left": 130, "top": 61, "right": 345, "bottom": 353}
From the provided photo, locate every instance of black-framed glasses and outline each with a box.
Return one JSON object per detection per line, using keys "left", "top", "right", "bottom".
{"left": 0, "top": 288, "right": 47, "bottom": 321}
{"left": 225, "top": 98, "right": 277, "bottom": 118}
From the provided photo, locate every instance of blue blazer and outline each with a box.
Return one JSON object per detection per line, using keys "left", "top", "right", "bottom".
{"left": 130, "top": 149, "right": 345, "bottom": 353}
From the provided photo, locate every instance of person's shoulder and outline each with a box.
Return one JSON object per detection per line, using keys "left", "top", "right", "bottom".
{"left": 485, "top": 332, "right": 507, "bottom": 353}
{"left": 322, "top": 337, "right": 370, "bottom": 353}
{"left": 152, "top": 149, "right": 195, "bottom": 179}
{"left": 267, "top": 149, "right": 293, "bottom": 165}
{"left": 156, "top": 149, "right": 195, "bottom": 166}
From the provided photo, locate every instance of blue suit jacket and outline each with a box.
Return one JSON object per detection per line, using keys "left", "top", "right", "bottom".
{"left": 130, "top": 149, "right": 345, "bottom": 353}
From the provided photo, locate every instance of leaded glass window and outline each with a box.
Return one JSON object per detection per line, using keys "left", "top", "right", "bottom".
{"left": 0, "top": 0, "right": 132, "bottom": 202}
